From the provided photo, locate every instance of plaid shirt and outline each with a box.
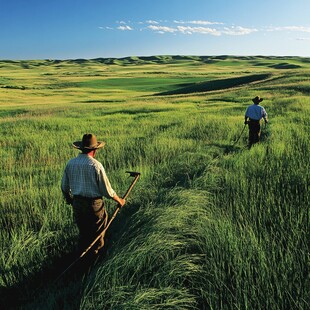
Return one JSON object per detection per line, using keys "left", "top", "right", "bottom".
{"left": 61, "top": 154, "right": 116, "bottom": 199}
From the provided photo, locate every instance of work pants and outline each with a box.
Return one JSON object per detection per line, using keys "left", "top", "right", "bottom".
{"left": 248, "top": 119, "right": 261, "bottom": 147}
{"left": 72, "top": 196, "right": 108, "bottom": 253}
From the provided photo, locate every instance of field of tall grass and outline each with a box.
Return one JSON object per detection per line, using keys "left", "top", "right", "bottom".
{"left": 0, "top": 55, "right": 309, "bottom": 309}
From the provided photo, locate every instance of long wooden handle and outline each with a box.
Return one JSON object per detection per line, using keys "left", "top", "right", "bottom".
{"left": 54, "top": 173, "right": 141, "bottom": 282}
{"left": 79, "top": 173, "right": 140, "bottom": 258}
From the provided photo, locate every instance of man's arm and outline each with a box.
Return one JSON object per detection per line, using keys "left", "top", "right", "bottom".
{"left": 244, "top": 107, "right": 249, "bottom": 124}
{"left": 61, "top": 169, "right": 73, "bottom": 205}
{"left": 98, "top": 165, "right": 125, "bottom": 206}
{"left": 262, "top": 108, "right": 268, "bottom": 123}
{"left": 98, "top": 166, "right": 116, "bottom": 198}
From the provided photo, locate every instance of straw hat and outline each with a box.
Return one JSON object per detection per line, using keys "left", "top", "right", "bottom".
{"left": 73, "top": 134, "right": 105, "bottom": 150}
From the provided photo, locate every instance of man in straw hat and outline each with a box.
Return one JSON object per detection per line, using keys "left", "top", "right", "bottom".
{"left": 61, "top": 133, "right": 125, "bottom": 254}
{"left": 244, "top": 96, "right": 268, "bottom": 148}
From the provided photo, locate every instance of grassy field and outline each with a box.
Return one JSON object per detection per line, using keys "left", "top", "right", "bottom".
{"left": 0, "top": 55, "right": 309, "bottom": 309}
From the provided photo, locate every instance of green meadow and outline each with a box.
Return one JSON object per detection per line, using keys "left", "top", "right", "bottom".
{"left": 0, "top": 55, "right": 309, "bottom": 309}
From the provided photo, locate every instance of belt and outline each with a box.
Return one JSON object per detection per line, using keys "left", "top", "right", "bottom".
{"left": 249, "top": 118, "right": 260, "bottom": 122}
{"left": 73, "top": 195, "right": 102, "bottom": 201}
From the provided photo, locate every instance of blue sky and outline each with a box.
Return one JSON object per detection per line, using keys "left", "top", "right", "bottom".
{"left": 1, "top": 0, "right": 310, "bottom": 59}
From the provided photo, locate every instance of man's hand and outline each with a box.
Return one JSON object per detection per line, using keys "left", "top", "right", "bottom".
{"left": 244, "top": 120, "right": 248, "bottom": 125}
{"left": 118, "top": 198, "right": 126, "bottom": 207}
{"left": 65, "top": 198, "right": 73, "bottom": 205}
{"left": 113, "top": 194, "right": 126, "bottom": 207}
{"left": 63, "top": 191, "right": 73, "bottom": 205}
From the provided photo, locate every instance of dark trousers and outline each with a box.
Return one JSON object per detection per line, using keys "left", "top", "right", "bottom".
{"left": 72, "top": 196, "right": 108, "bottom": 252}
{"left": 248, "top": 119, "right": 261, "bottom": 146}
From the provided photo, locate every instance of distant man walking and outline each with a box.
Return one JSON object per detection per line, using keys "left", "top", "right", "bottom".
{"left": 61, "top": 133, "right": 125, "bottom": 254}
{"left": 244, "top": 96, "right": 268, "bottom": 147}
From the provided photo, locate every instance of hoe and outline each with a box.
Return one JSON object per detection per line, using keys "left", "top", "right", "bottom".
{"left": 55, "top": 171, "right": 140, "bottom": 282}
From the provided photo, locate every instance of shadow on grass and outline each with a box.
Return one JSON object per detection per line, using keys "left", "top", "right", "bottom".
{"left": 154, "top": 74, "right": 271, "bottom": 96}
{"left": 269, "top": 63, "right": 301, "bottom": 69}
{"left": 0, "top": 250, "right": 91, "bottom": 309}
{"left": 0, "top": 202, "right": 143, "bottom": 309}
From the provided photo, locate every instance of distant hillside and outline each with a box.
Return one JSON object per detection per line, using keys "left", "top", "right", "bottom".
{"left": 0, "top": 55, "right": 308, "bottom": 68}
{"left": 91, "top": 55, "right": 306, "bottom": 66}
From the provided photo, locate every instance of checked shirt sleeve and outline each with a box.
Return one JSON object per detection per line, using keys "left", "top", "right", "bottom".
{"left": 97, "top": 164, "right": 116, "bottom": 199}
{"left": 61, "top": 167, "right": 73, "bottom": 204}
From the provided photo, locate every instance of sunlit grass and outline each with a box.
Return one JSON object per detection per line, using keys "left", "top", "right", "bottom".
{"left": 0, "top": 56, "right": 309, "bottom": 309}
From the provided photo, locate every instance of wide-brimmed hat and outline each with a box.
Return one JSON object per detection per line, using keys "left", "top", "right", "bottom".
{"left": 73, "top": 134, "right": 105, "bottom": 150}
{"left": 252, "top": 96, "right": 263, "bottom": 103}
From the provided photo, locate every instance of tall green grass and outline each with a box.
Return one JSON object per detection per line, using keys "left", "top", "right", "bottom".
{"left": 0, "top": 56, "right": 309, "bottom": 309}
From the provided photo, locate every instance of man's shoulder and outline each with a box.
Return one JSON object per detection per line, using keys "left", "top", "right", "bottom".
{"left": 66, "top": 154, "right": 91, "bottom": 165}
{"left": 67, "top": 154, "right": 83, "bottom": 162}
{"left": 66, "top": 156, "right": 77, "bottom": 165}
{"left": 89, "top": 156, "right": 104, "bottom": 169}
{"left": 66, "top": 155, "right": 103, "bottom": 171}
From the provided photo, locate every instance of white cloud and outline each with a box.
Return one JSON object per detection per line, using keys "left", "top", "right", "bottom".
{"left": 117, "top": 25, "right": 133, "bottom": 31}
{"left": 222, "top": 26, "right": 258, "bottom": 36}
{"left": 288, "top": 26, "right": 310, "bottom": 32}
{"left": 174, "top": 20, "right": 223, "bottom": 25}
{"left": 146, "top": 20, "right": 159, "bottom": 24}
{"left": 147, "top": 24, "right": 253, "bottom": 36}
{"left": 147, "top": 25, "right": 177, "bottom": 33}
{"left": 267, "top": 26, "right": 310, "bottom": 33}
{"left": 102, "top": 19, "right": 310, "bottom": 39}
{"left": 177, "top": 26, "right": 221, "bottom": 36}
